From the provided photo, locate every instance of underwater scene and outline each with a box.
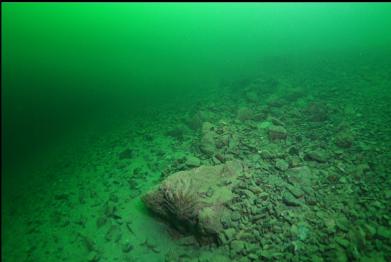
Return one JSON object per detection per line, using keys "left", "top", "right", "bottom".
{"left": 2, "top": 2, "right": 391, "bottom": 262}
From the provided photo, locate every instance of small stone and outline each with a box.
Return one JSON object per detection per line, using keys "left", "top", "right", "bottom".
{"left": 224, "top": 228, "right": 236, "bottom": 241}
{"left": 105, "top": 225, "right": 122, "bottom": 242}
{"left": 122, "top": 243, "right": 134, "bottom": 253}
{"left": 282, "top": 192, "right": 301, "bottom": 206}
{"left": 286, "top": 184, "right": 304, "bottom": 198}
{"left": 335, "top": 132, "right": 354, "bottom": 148}
{"left": 336, "top": 217, "right": 349, "bottom": 232}
{"left": 165, "top": 127, "right": 184, "bottom": 140}
{"left": 268, "top": 125, "right": 287, "bottom": 140}
{"left": 305, "top": 149, "right": 328, "bottom": 163}
{"left": 245, "top": 91, "right": 259, "bottom": 103}
{"left": 334, "top": 248, "right": 348, "bottom": 262}
{"left": 335, "top": 237, "right": 350, "bottom": 248}
{"left": 269, "top": 117, "right": 284, "bottom": 126}
{"left": 230, "top": 240, "right": 245, "bottom": 255}
{"left": 237, "top": 107, "right": 253, "bottom": 121}
{"left": 119, "top": 149, "right": 133, "bottom": 160}
{"left": 185, "top": 156, "right": 201, "bottom": 167}
{"left": 231, "top": 212, "right": 241, "bottom": 222}
{"left": 363, "top": 224, "right": 376, "bottom": 238}
{"left": 376, "top": 226, "right": 391, "bottom": 240}
{"left": 87, "top": 251, "right": 100, "bottom": 262}
{"left": 200, "top": 133, "right": 216, "bottom": 156}
{"left": 275, "top": 159, "right": 289, "bottom": 171}
{"left": 248, "top": 253, "right": 258, "bottom": 260}
{"left": 324, "top": 218, "right": 336, "bottom": 233}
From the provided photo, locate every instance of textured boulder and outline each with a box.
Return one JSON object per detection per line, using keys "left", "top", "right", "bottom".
{"left": 142, "top": 160, "right": 246, "bottom": 244}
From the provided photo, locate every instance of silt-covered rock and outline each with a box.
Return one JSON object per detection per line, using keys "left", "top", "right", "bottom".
{"left": 142, "top": 160, "right": 246, "bottom": 244}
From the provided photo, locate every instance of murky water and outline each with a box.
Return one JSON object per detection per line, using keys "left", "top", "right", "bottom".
{"left": 2, "top": 3, "right": 391, "bottom": 261}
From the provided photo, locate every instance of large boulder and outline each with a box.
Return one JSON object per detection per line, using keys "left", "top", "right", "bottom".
{"left": 142, "top": 160, "right": 246, "bottom": 244}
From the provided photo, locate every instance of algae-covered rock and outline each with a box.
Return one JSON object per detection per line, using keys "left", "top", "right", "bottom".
{"left": 142, "top": 160, "right": 246, "bottom": 244}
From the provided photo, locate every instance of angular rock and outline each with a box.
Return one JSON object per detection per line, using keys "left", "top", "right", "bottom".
{"left": 305, "top": 149, "right": 329, "bottom": 163}
{"left": 230, "top": 240, "right": 246, "bottom": 255}
{"left": 185, "top": 156, "right": 201, "bottom": 167}
{"left": 286, "top": 184, "right": 304, "bottom": 198}
{"left": 335, "top": 132, "right": 354, "bottom": 148}
{"left": 142, "top": 160, "right": 246, "bottom": 244}
{"left": 268, "top": 125, "right": 287, "bottom": 140}
{"left": 285, "top": 166, "right": 313, "bottom": 187}
{"left": 282, "top": 192, "right": 302, "bottom": 206}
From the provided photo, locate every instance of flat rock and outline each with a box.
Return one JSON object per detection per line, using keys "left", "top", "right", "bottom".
{"left": 305, "top": 149, "right": 329, "bottom": 163}
{"left": 285, "top": 166, "right": 313, "bottom": 187}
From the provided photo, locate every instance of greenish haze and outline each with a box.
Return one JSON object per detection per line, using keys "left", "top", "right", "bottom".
{"left": 2, "top": 3, "right": 391, "bottom": 262}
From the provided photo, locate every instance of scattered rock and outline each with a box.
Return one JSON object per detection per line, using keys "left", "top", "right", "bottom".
{"left": 268, "top": 125, "right": 287, "bottom": 140}
{"left": 200, "top": 133, "right": 216, "bottom": 156}
{"left": 269, "top": 117, "right": 284, "bottom": 126}
{"left": 305, "top": 149, "right": 328, "bottom": 163}
{"left": 245, "top": 91, "right": 259, "bottom": 103}
{"left": 335, "top": 132, "right": 354, "bottom": 148}
{"left": 87, "top": 251, "right": 101, "bottom": 262}
{"left": 286, "top": 166, "right": 313, "bottom": 187}
{"left": 237, "top": 107, "right": 253, "bottom": 121}
{"left": 230, "top": 240, "right": 245, "bottom": 255}
{"left": 305, "top": 102, "right": 329, "bottom": 122}
{"left": 335, "top": 237, "right": 350, "bottom": 248}
{"left": 275, "top": 159, "right": 289, "bottom": 171}
{"left": 286, "top": 184, "right": 304, "bottom": 198}
{"left": 119, "top": 149, "right": 133, "bottom": 160}
{"left": 122, "top": 242, "right": 134, "bottom": 253}
{"left": 185, "top": 155, "right": 201, "bottom": 167}
{"left": 166, "top": 127, "right": 185, "bottom": 140}
{"left": 105, "top": 225, "right": 122, "bottom": 242}
{"left": 282, "top": 192, "right": 302, "bottom": 206}
{"left": 231, "top": 212, "right": 241, "bottom": 222}
{"left": 376, "top": 226, "right": 391, "bottom": 240}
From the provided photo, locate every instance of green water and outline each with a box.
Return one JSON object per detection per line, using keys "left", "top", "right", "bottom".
{"left": 2, "top": 3, "right": 391, "bottom": 261}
